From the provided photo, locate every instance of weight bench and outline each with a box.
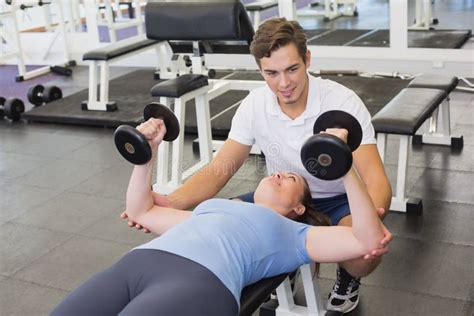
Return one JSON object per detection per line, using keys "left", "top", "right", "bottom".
{"left": 81, "top": 35, "right": 163, "bottom": 111}
{"left": 407, "top": 74, "right": 463, "bottom": 149}
{"left": 151, "top": 75, "right": 213, "bottom": 194}
{"left": 145, "top": 1, "right": 261, "bottom": 192}
{"left": 372, "top": 87, "right": 447, "bottom": 213}
{"left": 245, "top": 0, "right": 279, "bottom": 30}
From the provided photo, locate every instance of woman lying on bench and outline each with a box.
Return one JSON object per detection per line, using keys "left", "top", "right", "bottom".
{"left": 51, "top": 118, "right": 389, "bottom": 316}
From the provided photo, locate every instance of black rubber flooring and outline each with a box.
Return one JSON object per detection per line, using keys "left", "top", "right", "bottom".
{"left": 21, "top": 70, "right": 160, "bottom": 127}
{"left": 305, "top": 29, "right": 472, "bottom": 48}
{"left": 21, "top": 69, "right": 410, "bottom": 137}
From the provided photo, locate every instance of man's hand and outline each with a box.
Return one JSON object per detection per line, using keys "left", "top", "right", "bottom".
{"left": 120, "top": 192, "right": 172, "bottom": 234}
{"left": 362, "top": 207, "right": 392, "bottom": 260}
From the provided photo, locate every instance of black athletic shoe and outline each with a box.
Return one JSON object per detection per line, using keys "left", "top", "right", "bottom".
{"left": 327, "top": 267, "right": 361, "bottom": 313}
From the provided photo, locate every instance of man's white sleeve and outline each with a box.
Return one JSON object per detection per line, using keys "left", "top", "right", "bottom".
{"left": 228, "top": 97, "right": 256, "bottom": 146}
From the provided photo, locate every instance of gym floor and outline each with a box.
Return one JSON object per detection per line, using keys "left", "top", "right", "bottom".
{"left": 1, "top": 1, "right": 474, "bottom": 316}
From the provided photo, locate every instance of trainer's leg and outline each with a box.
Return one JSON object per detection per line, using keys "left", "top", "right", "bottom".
{"left": 51, "top": 254, "right": 133, "bottom": 316}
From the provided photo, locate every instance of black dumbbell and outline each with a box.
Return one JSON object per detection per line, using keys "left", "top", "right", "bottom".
{"left": 27, "top": 84, "right": 63, "bottom": 107}
{"left": 114, "top": 103, "right": 180, "bottom": 165}
{"left": 300, "top": 110, "right": 362, "bottom": 180}
{"left": 0, "top": 97, "right": 25, "bottom": 121}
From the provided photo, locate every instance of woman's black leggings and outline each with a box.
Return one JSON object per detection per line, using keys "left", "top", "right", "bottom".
{"left": 51, "top": 249, "right": 238, "bottom": 316}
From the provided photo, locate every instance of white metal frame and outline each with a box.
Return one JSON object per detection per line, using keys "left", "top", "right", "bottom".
{"left": 297, "top": 0, "right": 357, "bottom": 21}
{"left": 152, "top": 76, "right": 266, "bottom": 193}
{"left": 153, "top": 85, "right": 214, "bottom": 194}
{"left": 273, "top": 264, "right": 325, "bottom": 316}
{"left": 98, "top": 0, "right": 144, "bottom": 43}
{"left": 417, "top": 98, "right": 456, "bottom": 146}
{"left": 83, "top": 38, "right": 165, "bottom": 111}
{"left": 409, "top": 0, "right": 436, "bottom": 30}
{"left": 0, "top": 0, "right": 74, "bottom": 81}
{"left": 456, "top": 77, "right": 474, "bottom": 93}
{"left": 377, "top": 133, "right": 411, "bottom": 213}
{"left": 246, "top": 0, "right": 279, "bottom": 30}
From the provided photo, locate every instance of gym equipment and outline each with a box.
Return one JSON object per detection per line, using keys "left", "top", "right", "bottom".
{"left": 114, "top": 103, "right": 180, "bottom": 165}
{"left": 373, "top": 74, "right": 461, "bottom": 214}
{"left": 1, "top": 0, "right": 76, "bottom": 81}
{"left": 0, "top": 97, "right": 25, "bottom": 121}
{"left": 27, "top": 84, "right": 63, "bottom": 106}
{"left": 301, "top": 110, "right": 362, "bottom": 180}
{"left": 81, "top": 35, "right": 162, "bottom": 112}
{"left": 297, "top": 0, "right": 358, "bottom": 22}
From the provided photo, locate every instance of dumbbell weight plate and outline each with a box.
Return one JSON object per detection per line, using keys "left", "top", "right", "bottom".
{"left": 313, "top": 110, "right": 362, "bottom": 152}
{"left": 143, "top": 102, "right": 180, "bottom": 142}
{"left": 27, "top": 84, "right": 45, "bottom": 107}
{"left": 0, "top": 97, "right": 5, "bottom": 119}
{"left": 114, "top": 125, "right": 152, "bottom": 165}
{"left": 43, "top": 85, "right": 63, "bottom": 103}
{"left": 4, "top": 98, "right": 25, "bottom": 121}
{"left": 300, "top": 134, "right": 353, "bottom": 180}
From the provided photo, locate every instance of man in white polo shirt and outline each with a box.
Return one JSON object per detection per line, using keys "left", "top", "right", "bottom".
{"left": 125, "top": 18, "right": 392, "bottom": 313}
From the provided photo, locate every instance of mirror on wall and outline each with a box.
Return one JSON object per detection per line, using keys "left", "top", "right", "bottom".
{"left": 406, "top": 0, "right": 473, "bottom": 49}
{"left": 295, "top": 0, "right": 391, "bottom": 48}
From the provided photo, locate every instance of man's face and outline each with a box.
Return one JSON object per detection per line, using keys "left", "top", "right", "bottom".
{"left": 259, "top": 43, "right": 311, "bottom": 108}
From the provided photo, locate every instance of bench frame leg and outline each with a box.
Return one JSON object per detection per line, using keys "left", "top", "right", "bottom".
{"left": 414, "top": 98, "right": 463, "bottom": 149}
{"left": 272, "top": 264, "right": 325, "bottom": 316}
{"left": 82, "top": 60, "right": 117, "bottom": 111}
{"left": 153, "top": 85, "right": 213, "bottom": 194}
{"left": 377, "top": 133, "right": 422, "bottom": 213}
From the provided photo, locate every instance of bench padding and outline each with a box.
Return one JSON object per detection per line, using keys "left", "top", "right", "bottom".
{"left": 239, "top": 273, "right": 288, "bottom": 316}
{"left": 83, "top": 36, "right": 158, "bottom": 61}
{"left": 145, "top": 2, "right": 254, "bottom": 43}
{"left": 372, "top": 88, "right": 446, "bottom": 135}
{"left": 246, "top": 0, "right": 278, "bottom": 11}
{"left": 151, "top": 74, "right": 208, "bottom": 98}
{"left": 408, "top": 74, "right": 459, "bottom": 94}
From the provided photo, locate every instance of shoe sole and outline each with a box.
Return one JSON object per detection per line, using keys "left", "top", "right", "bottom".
{"left": 327, "top": 295, "right": 360, "bottom": 314}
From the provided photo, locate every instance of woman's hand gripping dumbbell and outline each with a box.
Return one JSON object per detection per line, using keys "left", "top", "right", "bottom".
{"left": 300, "top": 110, "right": 363, "bottom": 180}
{"left": 114, "top": 103, "right": 180, "bottom": 164}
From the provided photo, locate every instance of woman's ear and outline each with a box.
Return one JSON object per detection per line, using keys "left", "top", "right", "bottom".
{"left": 293, "top": 204, "right": 306, "bottom": 216}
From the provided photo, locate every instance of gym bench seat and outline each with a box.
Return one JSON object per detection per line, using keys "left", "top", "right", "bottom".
{"left": 407, "top": 74, "right": 463, "bottom": 148}
{"left": 82, "top": 35, "right": 162, "bottom": 111}
{"left": 151, "top": 74, "right": 213, "bottom": 194}
{"left": 240, "top": 273, "right": 289, "bottom": 316}
{"left": 245, "top": 1, "right": 279, "bottom": 30}
{"left": 372, "top": 87, "right": 446, "bottom": 213}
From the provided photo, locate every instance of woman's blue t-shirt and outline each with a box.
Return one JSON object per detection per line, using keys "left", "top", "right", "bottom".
{"left": 135, "top": 199, "right": 312, "bottom": 305}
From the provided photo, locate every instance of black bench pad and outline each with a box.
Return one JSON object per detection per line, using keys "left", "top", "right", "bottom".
{"left": 83, "top": 36, "right": 159, "bottom": 61}
{"left": 239, "top": 273, "right": 288, "bottom": 316}
{"left": 372, "top": 88, "right": 446, "bottom": 135}
{"left": 408, "top": 74, "right": 459, "bottom": 94}
{"left": 151, "top": 74, "right": 208, "bottom": 98}
{"left": 145, "top": 2, "right": 254, "bottom": 42}
{"left": 246, "top": 1, "right": 278, "bottom": 11}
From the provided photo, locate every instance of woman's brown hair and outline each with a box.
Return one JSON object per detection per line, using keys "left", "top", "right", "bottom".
{"left": 294, "top": 177, "right": 331, "bottom": 276}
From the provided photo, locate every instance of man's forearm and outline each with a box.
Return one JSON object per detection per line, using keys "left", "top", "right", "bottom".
{"left": 168, "top": 161, "right": 233, "bottom": 209}
{"left": 366, "top": 176, "right": 392, "bottom": 213}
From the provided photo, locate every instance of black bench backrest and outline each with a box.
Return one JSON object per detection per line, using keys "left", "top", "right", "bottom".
{"left": 145, "top": 1, "right": 255, "bottom": 45}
